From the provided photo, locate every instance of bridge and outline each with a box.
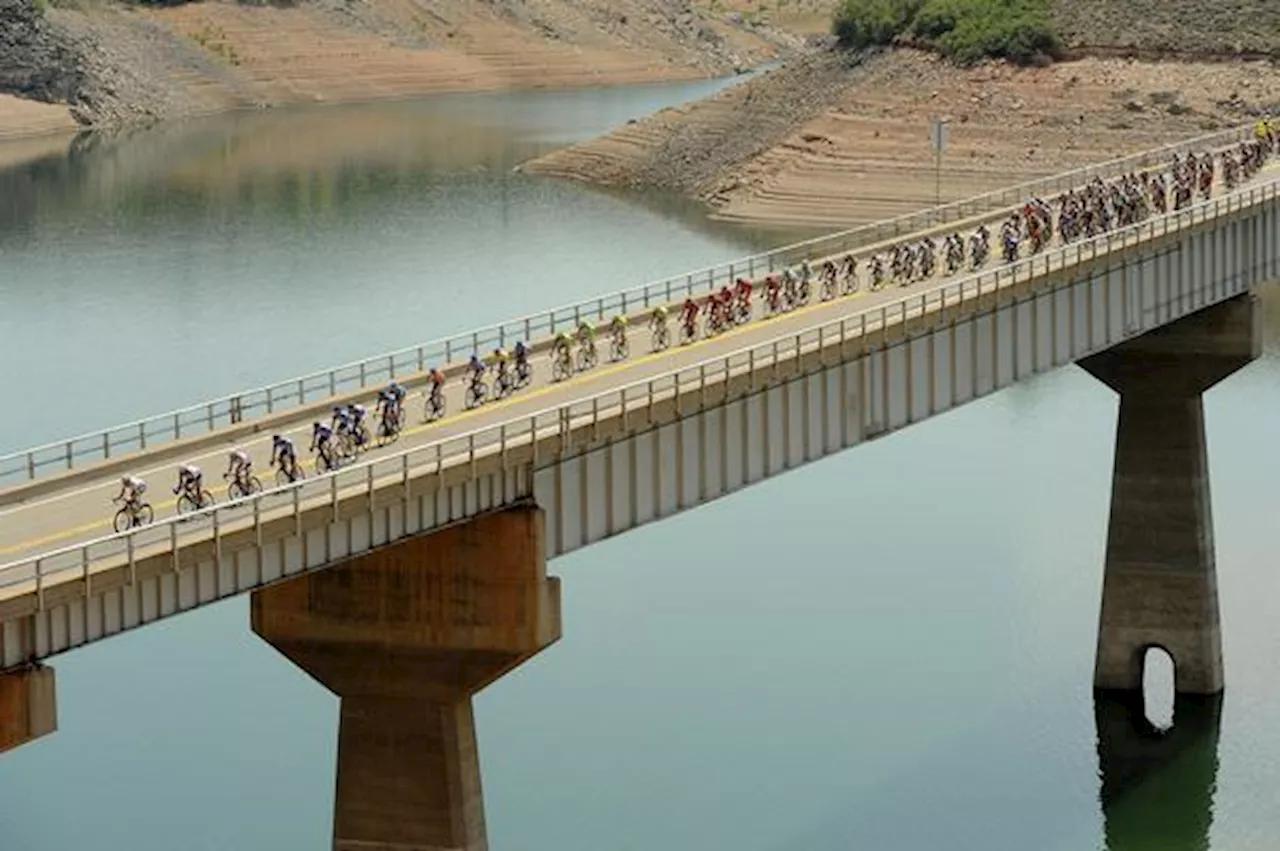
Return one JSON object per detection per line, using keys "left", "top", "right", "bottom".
{"left": 1, "top": 122, "right": 1276, "bottom": 849}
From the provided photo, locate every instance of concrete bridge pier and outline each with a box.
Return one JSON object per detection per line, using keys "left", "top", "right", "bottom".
{"left": 252, "top": 505, "right": 560, "bottom": 851}
{"left": 1082, "top": 294, "right": 1260, "bottom": 696}
{"left": 0, "top": 665, "right": 57, "bottom": 754}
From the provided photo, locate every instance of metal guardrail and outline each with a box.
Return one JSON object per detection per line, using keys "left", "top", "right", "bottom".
{"left": 5, "top": 176, "right": 1276, "bottom": 599}
{"left": 0, "top": 122, "right": 1257, "bottom": 488}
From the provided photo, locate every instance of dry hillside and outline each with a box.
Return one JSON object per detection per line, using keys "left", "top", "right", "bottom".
{"left": 0, "top": 0, "right": 797, "bottom": 136}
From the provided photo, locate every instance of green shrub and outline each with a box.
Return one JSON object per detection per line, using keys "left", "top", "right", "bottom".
{"left": 835, "top": 0, "right": 1060, "bottom": 65}
{"left": 832, "top": 0, "right": 923, "bottom": 49}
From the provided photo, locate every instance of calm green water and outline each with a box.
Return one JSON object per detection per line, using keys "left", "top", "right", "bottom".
{"left": 1, "top": 79, "right": 1279, "bottom": 851}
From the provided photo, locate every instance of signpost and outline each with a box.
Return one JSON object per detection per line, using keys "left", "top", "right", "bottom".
{"left": 930, "top": 119, "right": 948, "bottom": 208}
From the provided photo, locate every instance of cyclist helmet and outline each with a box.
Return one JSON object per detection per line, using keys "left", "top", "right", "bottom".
{"left": 332, "top": 406, "right": 344, "bottom": 418}
{"left": 515, "top": 340, "right": 527, "bottom": 355}
{"left": 390, "top": 381, "right": 402, "bottom": 394}
{"left": 313, "top": 421, "right": 325, "bottom": 434}
{"left": 470, "top": 353, "right": 482, "bottom": 368}
{"left": 351, "top": 403, "right": 365, "bottom": 416}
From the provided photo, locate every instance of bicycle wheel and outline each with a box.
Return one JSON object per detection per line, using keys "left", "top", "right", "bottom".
{"left": 653, "top": 324, "right": 669, "bottom": 351}
{"left": 516, "top": 362, "right": 532, "bottom": 389}
{"left": 229, "top": 480, "right": 247, "bottom": 500}
{"left": 113, "top": 508, "right": 133, "bottom": 534}
{"left": 611, "top": 338, "right": 629, "bottom": 361}
{"left": 275, "top": 467, "right": 295, "bottom": 487}
{"left": 246, "top": 476, "right": 263, "bottom": 496}
{"left": 136, "top": 503, "right": 154, "bottom": 526}
{"left": 177, "top": 494, "right": 197, "bottom": 515}
{"left": 552, "top": 355, "right": 571, "bottom": 382}
{"left": 465, "top": 384, "right": 483, "bottom": 410}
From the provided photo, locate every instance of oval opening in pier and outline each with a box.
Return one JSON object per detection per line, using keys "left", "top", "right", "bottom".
{"left": 1143, "top": 646, "right": 1175, "bottom": 730}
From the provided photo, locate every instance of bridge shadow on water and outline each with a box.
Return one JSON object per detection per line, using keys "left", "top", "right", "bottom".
{"left": 1095, "top": 691, "right": 1222, "bottom": 851}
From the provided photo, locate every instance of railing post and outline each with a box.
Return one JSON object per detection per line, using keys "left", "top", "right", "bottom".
{"left": 293, "top": 486, "right": 302, "bottom": 540}
{"left": 26, "top": 452, "right": 34, "bottom": 480}
{"left": 65, "top": 441, "right": 72, "bottom": 470}
{"left": 34, "top": 558, "right": 43, "bottom": 612}
{"left": 265, "top": 387, "right": 274, "bottom": 415}
{"left": 469, "top": 434, "right": 477, "bottom": 481}
{"left": 139, "top": 422, "right": 147, "bottom": 450}
{"left": 81, "top": 546, "right": 91, "bottom": 598}
{"left": 331, "top": 474, "right": 339, "bottom": 521}
{"left": 253, "top": 494, "right": 262, "bottom": 549}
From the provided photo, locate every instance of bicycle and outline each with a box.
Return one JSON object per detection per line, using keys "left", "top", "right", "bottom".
{"left": 494, "top": 368, "right": 515, "bottom": 400}
{"left": 314, "top": 443, "right": 343, "bottom": 474}
{"left": 423, "top": 387, "right": 446, "bottom": 422}
{"left": 274, "top": 455, "right": 305, "bottom": 486}
{"left": 650, "top": 317, "right": 670, "bottom": 351}
{"left": 376, "top": 407, "right": 402, "bottom": 447}
{"left": 465, "top": 376, "right": 489, "bottom": 410}
{"left": 176, "top": 484, "right": 215, "bottom": 515}
{"left": 224, "top": 469, "right": 263, "bottom": 500}
{"left": 515, "top": 359, "right": 533, "bottom": 389}
{"left": 610, "top": 332, "right": 629, "bottom": 362}
{"left": 112, "top": 497, "right": 154, "bottom": 533}
{"left": 576, "top": 340, "right": 598, "bottom": 372}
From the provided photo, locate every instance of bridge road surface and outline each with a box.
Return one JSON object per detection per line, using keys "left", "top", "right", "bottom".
{"left": 0, "top": 155, "right": 1268, "bottom": 570}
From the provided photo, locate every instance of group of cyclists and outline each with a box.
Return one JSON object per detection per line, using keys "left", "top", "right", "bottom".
{"left": 108, "top": 128, "right": 1276, "bottom": 532}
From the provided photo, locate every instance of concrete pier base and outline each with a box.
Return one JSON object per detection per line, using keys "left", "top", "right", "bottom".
{"left": 1082, "top": 294, "right": 1260, "bottom": 695}
{"left": 252, "top": 506, "right": 560, "bottom": 851}
{"left": 0, "top": 665, "right": 57, "bottom": 754}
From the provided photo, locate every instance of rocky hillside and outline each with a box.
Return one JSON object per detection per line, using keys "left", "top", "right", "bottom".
{"left": 1051, "top": 0, "right": 1280, "bottom": 55}
{"left": 0, "top": 0, "right": 798, "bottom": 133}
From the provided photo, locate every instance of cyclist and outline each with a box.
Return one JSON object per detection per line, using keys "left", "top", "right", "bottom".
{"left": 469, "top": 352, "right": 486, "bottom": 381}
{"left": 577, "top": 320, "right": 597, "bottom": 367}
{"left": 651, "top": 304, "right": 668, "bottom": 329}
{"left": 331, "top": 405, "right": 351, "bottom": 436}
{"left": 173, "top": 463, "right": 204, "bottom": 502}
{"left": 428, "top": 367, "right": 446, "bottom": 400}
{"left": 610, "top": 314, "right": 627, "bottom": 348}
{"left": 311, "top": 420, "right": 335, "bottom": 462}
{"left": 271, "top": 434, "right": 297, "bottom": 473}
{"left": 514, "top": 340, "right": 530, "bottom": 380}
{"left": 493, "top": 347, "right": 512, "bottom": 393}
{"left": 551, "top": 332, "right": 573, "bottom": 377}
{"left": 226, "top": 448, "right": 252, "bottom": 484}
{"left": 115, "top": 474, "right": 147, "bottom": 508}
{"left": 680, "top": 297, "right": 699, "bottom": 338}
{"left": 377, "top": 388, "right": 400, "bottom": 433}
{"left": 576, "top": 319, "right": 596, "bottom": 348}
{"left": 348, "top": 403, "right": 370, "bottom": 448}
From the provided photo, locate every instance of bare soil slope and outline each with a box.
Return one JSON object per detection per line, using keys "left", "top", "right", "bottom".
{"left": 525, "top": 49, "right": 1280, "bottom": 228}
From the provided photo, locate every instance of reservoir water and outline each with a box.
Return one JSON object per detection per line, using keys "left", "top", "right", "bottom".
{"left": 1, "top": 77, "right": 1279, "bottom": 851}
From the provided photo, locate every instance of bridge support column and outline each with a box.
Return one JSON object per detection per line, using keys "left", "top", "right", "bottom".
{"left": 0, "top": 665, "right": 56, "bottom": 754}
{"left": 1081, "top": 294, "right": 1259, "bottom": 695}
{"left": 252, "top": 505, "right": 560, "bottom": 851}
